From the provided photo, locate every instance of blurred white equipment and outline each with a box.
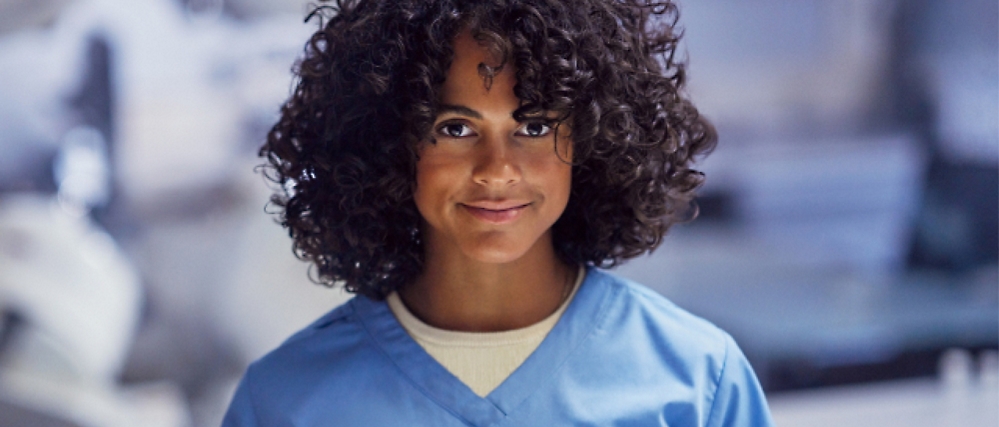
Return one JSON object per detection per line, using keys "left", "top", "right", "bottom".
{"left": 0, "top": 195, "right": 188, "bottom": 427}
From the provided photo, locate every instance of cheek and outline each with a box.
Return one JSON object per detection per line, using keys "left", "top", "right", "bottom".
{"left": 552, "top": 140, "right": 574, "bottom": 193}
{"left": 539, "top": 158, "right": 573, "bottom": 214}
{"left": 412, "top": 162, "right": 435, "bottom": 217}
{"left": 412, "top": 155, "right": 456, "bottom": 219}
{"left": 552, "top": 136, "right": 573, "bottom": 203}
{"left": 555, "top": 165, "right": 573, "bottom": 207}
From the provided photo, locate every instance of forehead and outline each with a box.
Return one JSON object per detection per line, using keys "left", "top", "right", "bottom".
{"left": 439, "top": 30, "right": 518, "bottom": 111}
{"left": 448, "top": 31, "right": 492, "bottom": 80}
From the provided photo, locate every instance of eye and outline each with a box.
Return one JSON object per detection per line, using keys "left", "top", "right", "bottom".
{"left": 436, "top": 122, "right": 474, "bottom": 138}
{"left": 516, "top": 121, "right": 552, "bottom": 137}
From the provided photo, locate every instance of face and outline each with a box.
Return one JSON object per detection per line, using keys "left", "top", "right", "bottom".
{"left": 413, "top": 30, "right": 573, "bottom": 265}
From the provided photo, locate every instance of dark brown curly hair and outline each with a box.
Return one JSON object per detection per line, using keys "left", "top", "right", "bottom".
{"left": 261, "top": 0, "right": 716, "bottom": 300}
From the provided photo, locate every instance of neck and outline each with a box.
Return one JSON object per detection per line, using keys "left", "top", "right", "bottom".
{"left": 399, "top": 233, "right": 575, "bottom": 332}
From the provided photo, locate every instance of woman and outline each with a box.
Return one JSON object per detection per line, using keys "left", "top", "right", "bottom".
{"left": 223, "top": 0, "right": 773, "bottom": 425}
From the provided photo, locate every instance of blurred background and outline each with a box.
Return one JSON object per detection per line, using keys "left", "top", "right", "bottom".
{"left": 0, "top": 0, "right": 995, "bottom": 426}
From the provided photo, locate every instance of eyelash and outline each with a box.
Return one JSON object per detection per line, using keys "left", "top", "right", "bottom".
{"left": 436, "top": 122, "right": 473, "bottom": 138}
{"left": 433, "top": 121, "right": 553, "bottom": 139}
{"left": 517, "top": 121, "right": 552, "bottom": 137}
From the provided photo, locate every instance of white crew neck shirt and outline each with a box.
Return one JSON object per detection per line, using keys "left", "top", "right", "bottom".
{"left": 386, "top": 267, "right": 585, "bottom": 397}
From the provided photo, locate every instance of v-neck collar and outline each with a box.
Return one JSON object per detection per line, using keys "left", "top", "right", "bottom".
{"left": 351, "top": 267, "right": 615, "bottom": 426}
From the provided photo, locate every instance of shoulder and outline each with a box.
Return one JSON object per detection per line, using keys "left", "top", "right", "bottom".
{"left": 236, "top": 297, "right": 377, "bottom": 404}
{"left": 588, "top": 268, "right": 731, "bottom": 359}
{"left": 224, "top": 297, "right": 413, "bottom": 425}
{"left": 258, "top": 297, "right": 361, "bottom": 358}
{"left": 278, "top": 297, "right": 360, "bottom": 347}
{"left": 581, "top": 269, "right": 774, "bottom": 427}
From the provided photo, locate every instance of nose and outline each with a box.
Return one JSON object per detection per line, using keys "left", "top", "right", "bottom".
{"left": 472, "top": 133, "right": 521, "bottom": 187}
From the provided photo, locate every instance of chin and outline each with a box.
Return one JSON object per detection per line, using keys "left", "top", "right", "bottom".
{"left": 459, "top": 238, "right": 536, "bottom": 265}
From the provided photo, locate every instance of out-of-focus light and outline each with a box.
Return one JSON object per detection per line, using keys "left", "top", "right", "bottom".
{"left": 53, "top": 126, "right": 110, "bottom": 217}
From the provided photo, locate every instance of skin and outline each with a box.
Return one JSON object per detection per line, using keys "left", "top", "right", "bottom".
{"left": 399, "top": 30, "right": 577, "bottom": 332}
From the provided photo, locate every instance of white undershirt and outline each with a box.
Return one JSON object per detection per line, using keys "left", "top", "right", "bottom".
{"left": 386, "top": 267, "right": 585, "bottom": 397}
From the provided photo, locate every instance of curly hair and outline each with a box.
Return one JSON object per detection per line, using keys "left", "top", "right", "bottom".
{"left": 261, "top": 0, "right": 716, "bottom": 300}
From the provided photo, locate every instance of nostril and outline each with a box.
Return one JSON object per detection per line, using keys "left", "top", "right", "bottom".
{"left": 472, "top": 151, "right": 521, "bottom": 185}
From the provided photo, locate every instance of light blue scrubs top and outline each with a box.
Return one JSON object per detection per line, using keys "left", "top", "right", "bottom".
{"left": 222, "top": 268, "right": 774, "bottom": 426}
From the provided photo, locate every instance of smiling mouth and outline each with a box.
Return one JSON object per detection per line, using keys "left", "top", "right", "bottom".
{"left": 461, "top": 203, "right": 531, "bottom": 224}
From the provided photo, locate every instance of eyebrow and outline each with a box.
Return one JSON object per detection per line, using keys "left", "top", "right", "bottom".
{"left": 437, "top": 104, "right": 482, "bottom": 119}
{"left": 436, "top": 104, "right": 557, "bottom": 122}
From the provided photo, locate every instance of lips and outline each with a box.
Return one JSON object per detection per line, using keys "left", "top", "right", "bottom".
{"left": 460, "top": 201, "right": 531, "bottom": 224}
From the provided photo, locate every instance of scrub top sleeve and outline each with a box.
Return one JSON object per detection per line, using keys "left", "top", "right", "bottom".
{"left": 221, "top": 371, "right": 261, "bottom": 427}
{"left": 704, "top": 334, "right": 774, "bottom": 427}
